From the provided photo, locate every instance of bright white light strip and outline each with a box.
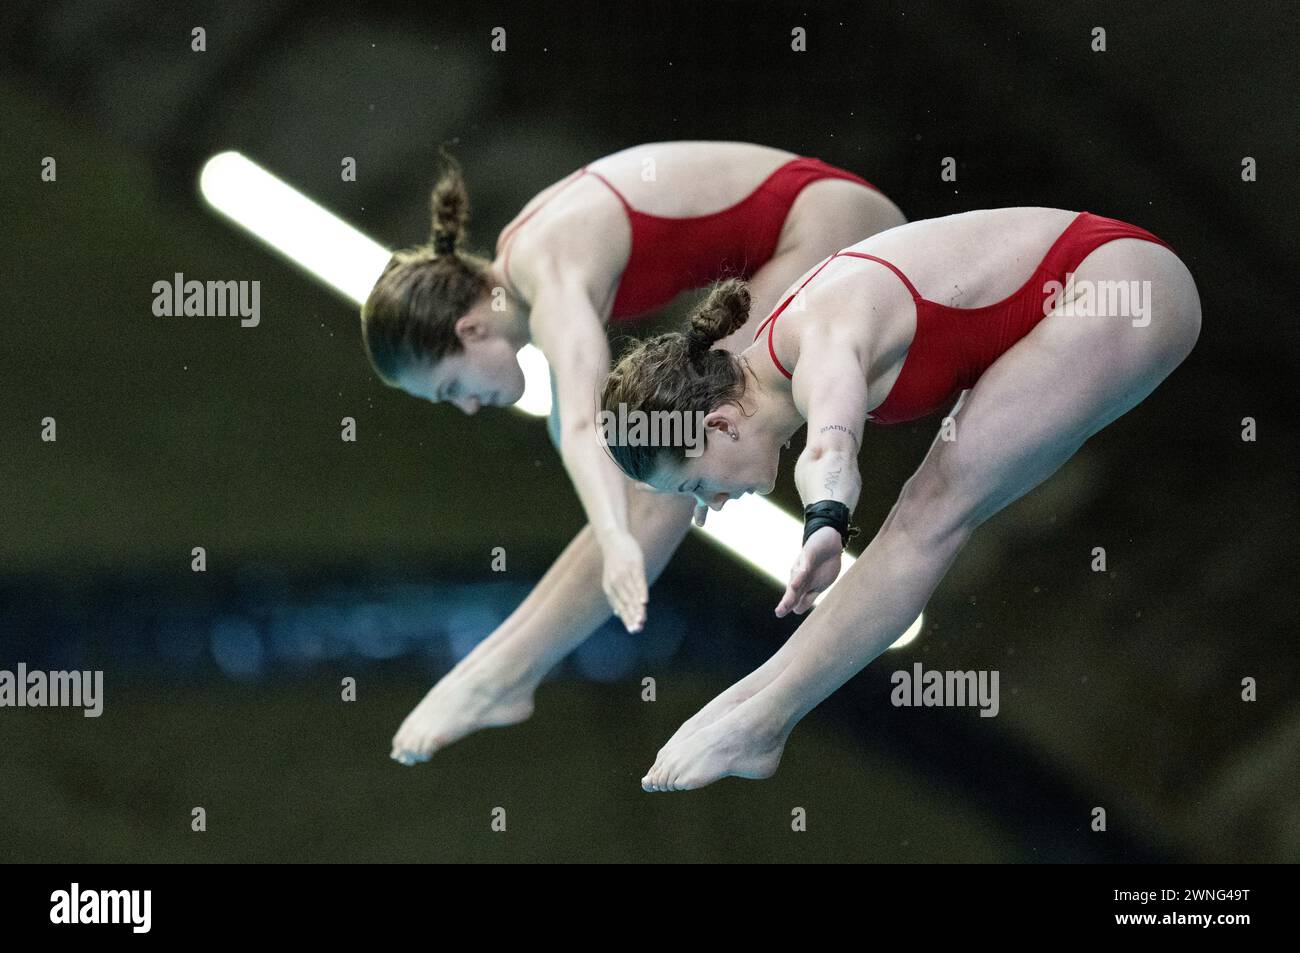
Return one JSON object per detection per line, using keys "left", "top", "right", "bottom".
{"left": 199, "top": 151, "right": 391, "bottom": 302}
{"left": 514, "top": 342, "right": 553, "bottom": 417}
{"left": 701, "top": 496, "right": 922, "bottom": 647}
{"left": 200, "top": 151, "right": 920, "bottom": 648}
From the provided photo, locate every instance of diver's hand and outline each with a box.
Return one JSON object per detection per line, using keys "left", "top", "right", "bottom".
{"left": 776, "top": 526, "right": 843, "bottom": 617}
{"left": 601, "top": 530, "right": 648, "bottom": 633}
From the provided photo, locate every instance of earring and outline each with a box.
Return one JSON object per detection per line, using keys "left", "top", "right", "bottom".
{"left": 730, "top": 431, "right": 739, "bottom": 441}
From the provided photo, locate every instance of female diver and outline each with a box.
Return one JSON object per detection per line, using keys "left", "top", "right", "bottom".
{"left": 600, "top": 206, "right": 1200, "bottom": 790}
{"left": 367, "top": 141, "right": 906, "bottom": 765}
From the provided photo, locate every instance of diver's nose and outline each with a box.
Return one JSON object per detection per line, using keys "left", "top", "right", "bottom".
{"left": 709, "top": 492, "right": 729, "bottom": 511}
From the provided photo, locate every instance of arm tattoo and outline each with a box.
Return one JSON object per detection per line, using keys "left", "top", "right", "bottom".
{"left": 824, "top": 467, "right": 842, "bottom": 493}
{"left": 819, "top": 424, "right": 859, "bottom": 446}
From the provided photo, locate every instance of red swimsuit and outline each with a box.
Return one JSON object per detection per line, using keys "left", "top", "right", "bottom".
{"left": 496, "top": 157, "right": 880, "bottom": 320}
{"left": 752, "top": 212, "right": 1173, "bottom": 425}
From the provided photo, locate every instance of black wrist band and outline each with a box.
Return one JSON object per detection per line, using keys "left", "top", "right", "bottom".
{"left": 802, "top": 500, "right": 860, "bottom": 548}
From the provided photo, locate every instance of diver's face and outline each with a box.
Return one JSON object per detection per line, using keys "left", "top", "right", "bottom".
{"left": 648, "top": 409, "right": 780, "bottom": 513}
{"left": 399, "top": 309, "right": 525, "bottom": 415}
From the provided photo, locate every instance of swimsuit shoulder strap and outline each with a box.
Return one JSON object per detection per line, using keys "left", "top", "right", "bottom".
{"left": 835, "top": 252, "right": 923, "bottom": 300}
{"left": 753, "top": 251, "right": 921, "bottom": 380}
{"left": 751, "top": 255, "right": 839, "bottom": 379}
{"left": 496, "top": 167, "right": 593, "bottom": 296}
{"left": 582, "top": 168, "right": 636, "bottom": 215}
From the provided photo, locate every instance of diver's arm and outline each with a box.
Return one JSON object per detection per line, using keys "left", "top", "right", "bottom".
{"left": 777, "top": 330, "right": 871, "bottom": 617}
{"left": 528, "top": 273, "right": 648, "bottom": 631}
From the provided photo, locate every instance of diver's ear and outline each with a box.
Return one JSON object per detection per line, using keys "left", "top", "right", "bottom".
{"left": 704, "top": 409, "right": 740, "bottom": 441}
{"left": 453, "top": 313, "right": 489, "bottom": 343}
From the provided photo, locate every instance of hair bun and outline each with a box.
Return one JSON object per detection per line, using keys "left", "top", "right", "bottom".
{"left": 687, "top": 279, "right": 752, "bottom": 356}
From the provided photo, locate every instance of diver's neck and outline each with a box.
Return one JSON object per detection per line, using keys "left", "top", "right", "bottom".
{"left": 486, "top": 265, "right": 531, "bottom": 351}
{"left": 505, "top": 305, "right": 531, "bottom": 351}
{"left": 741, "top": 354, "right": 806, "bottom": 446}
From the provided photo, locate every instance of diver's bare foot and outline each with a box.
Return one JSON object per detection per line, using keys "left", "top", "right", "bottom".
{"left": 642, "top": 700, "right": 788, "bottom": 792}
{"left": 660, "top": 684, "right": 752, "bottom": 751}
{"left": 390, "top": 660, "right": 536, "bottom": 765}
{"left": 660, "top": 660, "right": 789, "bottom": 749}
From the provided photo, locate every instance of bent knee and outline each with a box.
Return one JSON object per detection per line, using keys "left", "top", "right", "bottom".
{"left": 885, "top": 466, "right": 978, "bottom": 556}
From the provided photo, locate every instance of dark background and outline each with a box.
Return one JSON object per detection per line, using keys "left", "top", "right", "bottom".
{"left": 0, "top": 0, "right": 1296, "bottom": 862}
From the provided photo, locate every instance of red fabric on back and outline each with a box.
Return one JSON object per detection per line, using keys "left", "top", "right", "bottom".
{"left": 754, "top": 213, "right": 1174, "bottom": 426}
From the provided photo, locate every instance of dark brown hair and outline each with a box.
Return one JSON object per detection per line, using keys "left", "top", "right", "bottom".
{"left": 601, "top": 279, "right": 752, "bottom": 482}
{"left": 360, "top": 153, "right": 492, "bottom": 385}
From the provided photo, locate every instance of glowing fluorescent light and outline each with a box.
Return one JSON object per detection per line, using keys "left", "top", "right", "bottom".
{"left": 199, "top": 152, "right": 390, "bottom": 303}
{"left": 695, "top": 493, "right": 804, "bottom": 585}
{"left": 201, "top": 151, "right": 557, "bottom": 417}
{"left": 700, "top": 496, "right": 921, "bottom": 646}
{"left": 200, "top": 151, "right": 920, "bottom": 648}
{"left": 514, "top": 344, "right": 553, "bottom": 417}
